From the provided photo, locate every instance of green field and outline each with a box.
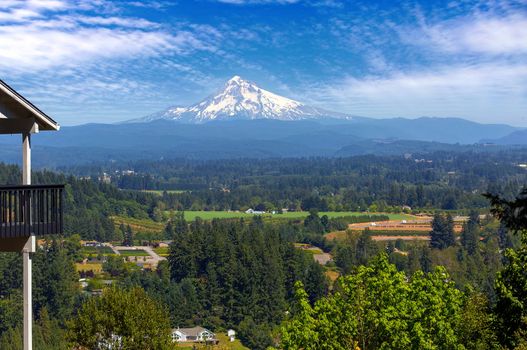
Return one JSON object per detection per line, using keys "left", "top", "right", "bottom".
{"left": 182, "top": 211, "right": 413, "bottom": 221}
{"left": 81, "top": 246, "right": 115, "bottom": 255}
{"left": 75, "top": 263, "right": 103, "bottom": 273}
{"left": 153, "top": 247, "right": 169, "bottom": 256}
{"left": 125, "top": 189, "right": 189, "bottom": 195}
{"left": 117, "top": 249, "right": 149, "bottom": 257}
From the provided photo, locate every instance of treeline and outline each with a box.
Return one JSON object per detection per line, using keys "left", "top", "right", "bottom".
{"left": 331, "top": 211, "right": 517, "bottom": 304}
{"left": 0, "top": 163, "right": 155, "bottom": 242}
{"left": 65, "top": 151, "right": 527, "bottom": 212}
{"left": 123, "top": 216, "right": 327, "bottom": 349}
{"left": 0, "top": 240, "right": 79, "bottom": 349}
{"left": 278, "top": 187, "right": 527, "bottom": 349}
{"left": 0, "top": 216, "right": 327, "bottom": 349}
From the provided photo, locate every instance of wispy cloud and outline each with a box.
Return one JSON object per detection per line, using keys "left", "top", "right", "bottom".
{"left": 307, "top": 62, "right": 527, "bottom": 125}
{"left": 0, "top": 0, "right": 227, "bottom": 124}
{"left": 212, "top": 0, "right": 340, "bottom": 6}
{"left": 295, "top": 1, "right": 527, "bottom": 126}
{"left": 0, "top": 1, "right": 217, "bottom": 72}
{"left": 403, "top": 12, "right": 527, "bottom": 56}
{"left": 215, "top": 0, "right": 300, "bottom": 4}
{"left": 1, "top": 0, "right": 526, "bottom": 126}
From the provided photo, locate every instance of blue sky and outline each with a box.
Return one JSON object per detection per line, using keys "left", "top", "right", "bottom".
{"left": 0, "top": 0, "right": 526, "bottom": 126}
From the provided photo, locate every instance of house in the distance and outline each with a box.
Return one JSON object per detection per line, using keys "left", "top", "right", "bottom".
{"left": 227, "top": 329, "right": 236, "bottom": 342}
{"left": 172, "top": 327, "right": 217, "bottom": 343}
{"left": 245, "top": 208, "right": 265, "bottom": 215}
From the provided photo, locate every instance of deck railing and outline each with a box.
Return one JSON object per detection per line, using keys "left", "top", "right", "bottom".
{"left": 0, "top": 184, "right": 64, "bottom": 238}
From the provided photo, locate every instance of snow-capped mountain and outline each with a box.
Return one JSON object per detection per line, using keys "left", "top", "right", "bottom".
{"left": 134, "top": 76, "right": 351, "bottom": 124}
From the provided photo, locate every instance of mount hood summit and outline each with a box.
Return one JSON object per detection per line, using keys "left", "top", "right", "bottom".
{"left": 132, "top": 76, "right": 351, "bottom": 124}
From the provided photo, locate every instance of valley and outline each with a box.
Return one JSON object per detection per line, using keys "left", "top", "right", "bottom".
{"left": 1, "top": 0, "right": 526, "bottom": 348}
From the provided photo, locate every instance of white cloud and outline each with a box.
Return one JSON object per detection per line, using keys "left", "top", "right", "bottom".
{"left": 214, "top": 0, "right": 340, "bottom": 5}
{"left": 73, "top": 15, "right": 159, "bottom": 28}
{"left": 307, "top": 63, "right": 527, "bottom": 125}
{"left": 216, "top": 0, "right": 300, "bottom": 4}
{"left": 0, "top": 0, "right": 218, "bottom": 72}
{"left": 404, "top": 12, "right": 527, "bottom": 56}
{"left": 0, "top": 0, "right": 226, "bottom": 125}
{"left": 0, "top": 26, "right": 187, "bottom": 71}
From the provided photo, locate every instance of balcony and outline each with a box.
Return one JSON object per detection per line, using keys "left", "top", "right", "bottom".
{"left": 0, "top": 184, "right": 64, "bottom": 239}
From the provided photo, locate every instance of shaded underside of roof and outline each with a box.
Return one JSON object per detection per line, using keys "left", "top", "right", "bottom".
{"left": 0, "top": 79, "right": 59, "bottom": 132}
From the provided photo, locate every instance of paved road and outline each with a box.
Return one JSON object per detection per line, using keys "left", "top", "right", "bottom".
{"left": 106, "top": 244, "right": 167, "bottom": 267}
{"left": 313, "top": 252, "right": 333, "bottom": 265}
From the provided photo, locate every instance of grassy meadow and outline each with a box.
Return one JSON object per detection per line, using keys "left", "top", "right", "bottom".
{"left": 181, "top": 210, "right": 413, "bottom": 221}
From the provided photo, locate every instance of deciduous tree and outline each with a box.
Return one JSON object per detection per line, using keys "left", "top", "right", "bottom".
{"left": 68, "top": 287, "right": 172, "bottom": 350}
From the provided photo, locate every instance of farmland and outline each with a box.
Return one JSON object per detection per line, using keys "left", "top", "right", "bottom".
{"left": 153, "top": 247, "right": 169, "bottom": 257}
{"left": 325, "top": 216, "right": 466, "bottom": 242}
{"left": 80, "top": 245, "right": 115, "bottom": 255}
{"left": 346, "top": 218, "right": 463, "bottom": 233}
{"left": 111, "top": 216, "right": 165, "bottom": 233}
{"left": 75, "top": 263, "right": 103, "bottom": 273}
{"left": 137, "top": 189, "right": 188, "bottom": 195}
{"left": 181, "top": 210, "right": 413, "bottom": 221}
{"left": 117, "top": 249, "right": 149, "bottom": 257}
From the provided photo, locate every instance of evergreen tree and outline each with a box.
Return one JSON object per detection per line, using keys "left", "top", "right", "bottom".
{"left": 320, "top": 215, "right": 330, "bottom": 233}
{"left": 164, "top": 221, "right": 174, "bottom": 240}
{"left": 303, "top": 210, "right": 325, "bottom": 234}
{"left": 356, "top": 230, "right": 379, "bottom": 265}
{"left": 461, "top": 211, "right": 480, "bottom": 255}
{"left": 419, "top": 247, "right": 432, "bottom": 273}
{"left": 445, "top": 214, "right": 456, "bottom": 247}
{"left": 487, "top": 187, "right": 527, "bottom": 348}
{"left": 430, "top": 213, "right": 456, "bottom": 249}
{"left": 172, "top": 211, "right": 188, "bottom": 236}
{"left": 33, "top": 239, "right": 78, "bottom": 323}
{"left": 123, "top": 225, "right": 134, "bottom": 246}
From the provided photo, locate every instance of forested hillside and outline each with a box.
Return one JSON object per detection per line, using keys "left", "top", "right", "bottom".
{"left": 1, "top": 155, "right": 527, "bottom": 349}
{"left": 66, "top": 150, "right": 527, "bottom": 212}
{"left": 0, "top": 163, "right": 155, "bottom": 241}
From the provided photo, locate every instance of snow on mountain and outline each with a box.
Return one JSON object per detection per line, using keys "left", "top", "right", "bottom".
{"left": 133, "top": 76, "right": 351, "bottom": 124}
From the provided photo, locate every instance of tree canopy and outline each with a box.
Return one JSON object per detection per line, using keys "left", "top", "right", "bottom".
{"left": 68, "top": 287, "right": 172, "bottom": 350}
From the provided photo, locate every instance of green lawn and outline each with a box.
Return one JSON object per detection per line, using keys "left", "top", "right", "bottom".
{"left": 153, "top": 247, "right": 169, "bottom": 256}
{"left": 81, "top": 246, "right": 114, "bottom": 255}
{"left": 142, "top": 189, "right": 189, "bottom": 195}
{"left": 75, "top": 263, "right": 103, "bottom": 273}
{"left": 124, "top": 189, "right": 189, "bottom": 196}
{"left": 117, "top": 249, "right": 149, "bottom": 257}
{"left": 182, "top": 210, "right": 413, "bottom": 221}
{"left": 175, "top": 333, "right": 248, "bottom": 349}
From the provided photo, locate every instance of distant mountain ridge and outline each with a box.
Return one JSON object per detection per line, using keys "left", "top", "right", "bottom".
{"left": 482, "top": 129, "right": 527, "bottom": 145}
{"left": 130, "top": 76, "right": 352, "bottom": 123}
{"left": 0, "top": 117, "right": 521, "bottom": 167}
{"left": 0, "top": 75, "right": 522, "bottom": 166}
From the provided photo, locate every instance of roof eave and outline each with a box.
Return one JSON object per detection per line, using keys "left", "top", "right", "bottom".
{"left": 0, "top": 79, "right": 60, "bottom": 131}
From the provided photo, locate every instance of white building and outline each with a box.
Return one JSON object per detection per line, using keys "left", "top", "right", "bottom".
{"left": 172, "top": 327, "right": 216, "bottom": 343}
{"left": 245, "top": 208, "right": 265, "bottom": 215}
{"left": 227, "top": 329, "right": 236, "bottom": 342}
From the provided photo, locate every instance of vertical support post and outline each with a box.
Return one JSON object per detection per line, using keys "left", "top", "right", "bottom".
{"left": 22, "top": 132, "right": 33, "bottom": 350}
{"left": 23, "top": 236, "right": 34, "bottom": 350}
{"left": 23, "top": 132, "right": 31, "bottom": 186}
